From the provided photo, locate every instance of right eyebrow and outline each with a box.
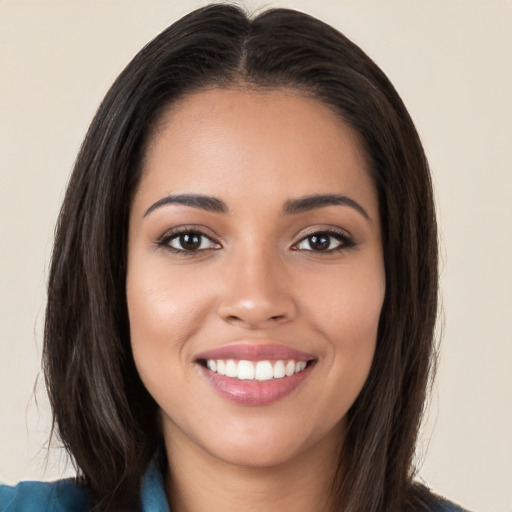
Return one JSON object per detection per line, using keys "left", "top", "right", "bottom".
{"left": 143, "top": 194, "right": 228, "bottom": 217}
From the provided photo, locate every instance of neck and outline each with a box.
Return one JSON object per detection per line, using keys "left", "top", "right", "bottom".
{"left": 163, "top": 426, "right": 343, "bottom": 512}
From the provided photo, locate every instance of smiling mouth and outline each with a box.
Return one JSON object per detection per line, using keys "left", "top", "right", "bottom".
{"left": 194, "top": 342, "right": 317, "bottom": 405}
{"left": 198, "top": 358, "right": 313, "bottom": 381}
{"left": 196, "top": 357, "right": 317, "bottom": 406}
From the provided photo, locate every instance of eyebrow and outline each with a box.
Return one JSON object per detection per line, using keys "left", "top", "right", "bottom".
{"left": 144, "top": 194, "right": 228, "bottom": 217}
{"left": 283, "top": 194, "right": 370, "bottom": 220}
{"left": 143, "top": 192, "right": 370, "bottom": 220}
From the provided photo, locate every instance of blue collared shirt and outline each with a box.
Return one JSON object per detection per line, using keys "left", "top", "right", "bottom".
{"left": 0, "top": 461, "right": 170, "bottom": 512}
{"left": 1, "top": 463, "right": 470, "bottom": 512}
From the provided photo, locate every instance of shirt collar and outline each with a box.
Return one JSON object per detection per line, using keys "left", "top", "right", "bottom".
{"left": 139, "top": 458, "right": 171, "bottom": 512}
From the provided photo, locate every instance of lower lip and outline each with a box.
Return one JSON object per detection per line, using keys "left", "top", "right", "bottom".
{"left": 199, "top": 363, "right": 315, "bottom": 406}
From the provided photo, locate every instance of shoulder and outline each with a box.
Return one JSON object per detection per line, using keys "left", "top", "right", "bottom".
{"left": 430, "top": 496, "right": 472, "bottom": 512}
{"left": 0, "top": 457, "right": 169, "bottom": 512}
{"left": 0, "top": 478, "right": 92, "bottom": 512}
{"left": 410, "top": 483, "right": 473, "bottom": 512}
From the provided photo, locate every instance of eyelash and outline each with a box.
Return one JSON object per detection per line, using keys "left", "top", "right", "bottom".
{"left": 157, "top": 228, "right": 220, "bottom": 256}
{"left": 157, "top": 227, "right": 355, "bottom": 255}
{"left": 292, "top": 229, "right": 356, "bottom": 253}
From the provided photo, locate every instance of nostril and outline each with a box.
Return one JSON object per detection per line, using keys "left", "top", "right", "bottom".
{"left": 219, "top": 299, "right": 296, "bottom": 328}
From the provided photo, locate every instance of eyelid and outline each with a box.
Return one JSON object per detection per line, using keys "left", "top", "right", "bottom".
{"left": 155, "top": 224, "right": 355, "bottom": 254}
{"left": 157, "top": 225, "right": 222, "bottom": 253}
{"left": 291, "top": 226, "right": 355, "bottom": 252}
{"left": 292, "top": 225, "right": 353, "bottom": 242}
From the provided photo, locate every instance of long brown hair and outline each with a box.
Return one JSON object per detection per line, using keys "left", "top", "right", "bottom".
{"left": 44, "top": 4, "right": 438, "bottom": 511}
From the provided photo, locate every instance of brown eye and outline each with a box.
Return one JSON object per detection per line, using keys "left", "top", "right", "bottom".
{"left": 178, "top": 233, "right": 201, "bottom": 250}
{"left": 166, "top": 231, "right": 220, "bottom": 252}
{"left": 294, "top": 230, "right": 354, "bottom": 252}
{"left": 308, "top": 234, "right": 331, "bottom": 251}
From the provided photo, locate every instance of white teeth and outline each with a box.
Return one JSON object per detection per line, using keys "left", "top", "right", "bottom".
{"left": 255, "top": 361, "right": 273, "bottom": 381}
{"left": 273, "top": 360, "right": 285, "bottom": 379}
{"left": 285, "top": 360, "right": 295, "bottom": 376}
{"left": 205, "top": 359, "right": 309, "bottom": 380}
{"left": 295, "top": 361, "right": 306, "bottom": 372}
{"left": 225, "top": 359, "right": 237, "bottom": 378}
{"left": 237, "top": 360, "right": 255, "bottom": 380}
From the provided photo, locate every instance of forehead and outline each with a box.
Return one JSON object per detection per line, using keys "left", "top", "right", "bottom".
{"left": 136, "top": 87, "right": 376, "bottom": 217}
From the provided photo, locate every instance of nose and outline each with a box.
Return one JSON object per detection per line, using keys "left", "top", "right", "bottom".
{"left": 217, "top": 249, "right": 298, "bottom": 330}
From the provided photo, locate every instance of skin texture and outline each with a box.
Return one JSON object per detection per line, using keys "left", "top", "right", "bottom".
{"left": 126, "top": 88, "right": 385, "bottom": 512}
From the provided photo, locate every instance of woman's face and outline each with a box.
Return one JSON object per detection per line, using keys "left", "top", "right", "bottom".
{"left": 127, "top": 88, "right": 385, "bottom": 468}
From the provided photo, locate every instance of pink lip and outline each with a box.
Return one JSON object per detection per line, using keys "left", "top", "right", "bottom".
{"left": 199, "top": 363, "right": 315, "bottom": 406}
{"left": 195, "top": 342, "right": 315, "bottom": 362}
{"left": 195, "top": 342, "right": 317, "bottom": 406}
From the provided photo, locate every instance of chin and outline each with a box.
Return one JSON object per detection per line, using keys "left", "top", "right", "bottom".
{"left": 208, "top": 438, "right": 310, "bottom": 469}
{"left": 198, "top": 416, "right": 344, "bottom": 471}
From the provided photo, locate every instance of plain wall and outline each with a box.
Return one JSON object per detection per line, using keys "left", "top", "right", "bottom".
{"left": 1, "top": 1, "right": 511, "bottom": 510}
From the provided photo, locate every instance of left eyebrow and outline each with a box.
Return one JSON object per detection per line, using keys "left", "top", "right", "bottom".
{"left": 282, "top": 194, "right": 370, "bottom": 220}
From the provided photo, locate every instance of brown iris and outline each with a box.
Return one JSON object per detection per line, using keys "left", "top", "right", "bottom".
{"left": 179, "top": 233, "right": 202, "bottom": 250}
{"left": 308, "top": 233, "right": 331, "bottom": 251}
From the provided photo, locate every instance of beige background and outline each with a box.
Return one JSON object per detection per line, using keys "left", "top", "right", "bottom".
{"left": 1, "top": 1, "right": 511, "bottom": 510}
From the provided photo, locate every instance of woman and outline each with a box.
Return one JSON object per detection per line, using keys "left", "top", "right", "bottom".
{"left": 0, "top": 4, "right": 470, "bottom": 512}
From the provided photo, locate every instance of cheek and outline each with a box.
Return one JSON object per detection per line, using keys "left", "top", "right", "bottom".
{"left": 299, "top": 259, "right": 385, "bottom": 387}
{"left": 304, "top": 262, "right": 385, "bottom": 343}
{"left": 126, "top": 257, "right": 215, "bottom": 383}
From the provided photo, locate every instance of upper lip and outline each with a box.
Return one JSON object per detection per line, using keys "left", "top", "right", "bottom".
{"left": 195, "top": 342, "right": 315, "bottom": 362}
